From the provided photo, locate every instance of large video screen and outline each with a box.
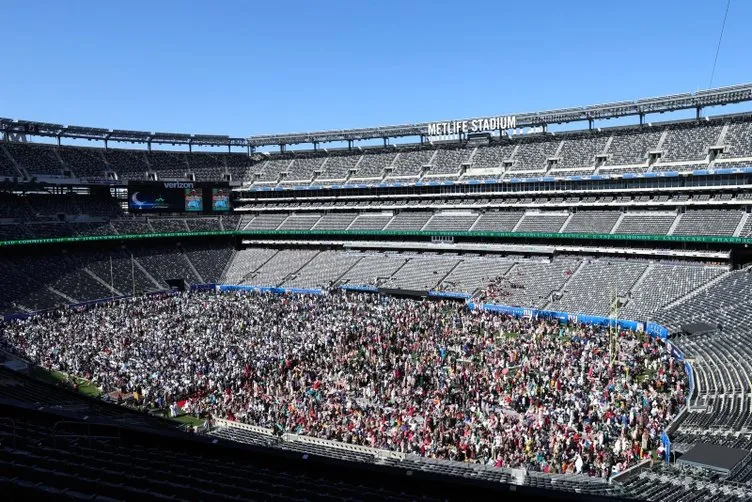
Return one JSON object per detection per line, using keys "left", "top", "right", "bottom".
{"left": 184, "top": 188, "right": 204, "bottom": 212}
{"left": 211, "top": 188, "right": 231, "bottom": 212}
{"left": 128, "top": 181, "right": 231, "bottom": 214}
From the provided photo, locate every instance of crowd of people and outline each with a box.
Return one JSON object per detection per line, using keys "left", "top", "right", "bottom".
{"left": 478, "top": 275, "right": 525, "bottom": 303}
{"left": 0, "top": 290, "right": 686, "bottom": 477}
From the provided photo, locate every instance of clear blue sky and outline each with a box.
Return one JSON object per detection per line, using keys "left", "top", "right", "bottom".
{"left": 2, "top": 0, "right": 751, "bottom": 139}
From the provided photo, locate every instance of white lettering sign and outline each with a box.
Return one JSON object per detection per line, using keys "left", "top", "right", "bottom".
{"left": 426, "top": 116, "right": 516, "bottom": 136}
{"left": 163, "top": 182, "right": 194, "bottom": 189}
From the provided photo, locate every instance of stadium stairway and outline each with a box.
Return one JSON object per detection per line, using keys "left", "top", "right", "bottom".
{"left": 218, "top": 250, "right": 237, "bottom": 283}
{"left": 625, "top": 264, "right": 654, "bottom": 301}
{"left": 274, "top": 250, "right": 322, "bottom": 287}
{"left": 132, "top": 259, "right": 163, "bottom": 290}
{"left": 182, "top": 251, "right": 205, "bottom": 284}
{"left": 609, "top": 213, "right": 626, "bottom": 234}
{"left": 83, "top": 268, "right": 123, "bottom": 297}
{"left": 666, "top": 213, "right": 683, "bottom": 235}
{"left": 660, "top": 270, "right": 732, "bottom": 311}
{"left": 48, "top": 287, "right": 76, "bottom": 304}
{"left": 539, "top": 262, "right": 582, "bottom": 310}
{"left": 385, "top": 257, "right": 412, "bottom": 286}
{"left": 557, "top": 212, "right": 576, "bottom": 233}
{"left": 733, "top": 213, "right": 749, "bottom": 237}
{"left": 332, "top": 255, "right": 365, "bottom": 286}
{"left": 436, "top": 260, "right": 464, "bottom": 288}
{"left": 235, "top": 249, "right": 281, "bottom": 285}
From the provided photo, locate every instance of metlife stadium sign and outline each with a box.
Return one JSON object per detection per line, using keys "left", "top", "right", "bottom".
{"left": 426, "top": 115, "right": 517, "bottom": 136}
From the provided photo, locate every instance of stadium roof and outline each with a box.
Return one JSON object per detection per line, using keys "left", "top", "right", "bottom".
{"left": 0, "top": 118, "right": 248, "bottom": 148}
{"left": 2, "top": 83, "right": 752, "bottom": 148}
{"left": 247, "top": 83, "right": 752, "bottom": 146}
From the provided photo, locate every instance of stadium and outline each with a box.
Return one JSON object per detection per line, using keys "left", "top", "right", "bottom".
{"left": 2, "top": 82, "right": 752, "bottom": 500}
{"left": 4, "top": 2, "right": 752, "bottom": 499}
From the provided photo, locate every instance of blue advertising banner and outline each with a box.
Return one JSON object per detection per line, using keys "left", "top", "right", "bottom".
{"left": 478, "top": 304, "right": 659, "bottom": 338}
{"left": 2, "top": 313, "right": 31, "bottom": 322}
{"left": 647, "top": 322, "right": 670, "bottom": 339}
{"left": 666, "top": 341, "right": 686, "bottom": 361}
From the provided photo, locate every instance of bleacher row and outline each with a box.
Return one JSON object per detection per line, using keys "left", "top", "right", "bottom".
{"left": 0, "top": 241, "right": 731, "bottom": 322}
{"left": 0, "top": 373, "right": 628, "bottom": 501}
{"left": 652, "top": 268, "right": 752, "bottom": 446}
{"left": 222, "top": 248, "right": 728, "bottom": 317}
{"left": 238, "top": 209, "right": 752, "bottom": 237}
{"left": 0, "top": 245, "right": 234, "bottom": 314}
{"left": 0, "top": 142, "right": 250, "bottom": 181}
{"left": 3, "top": 114, "right": 752, "bottom": 182}
{"left": 0, "top": 410, "right": 450, "bottom": 501}
{"left": 210, "top": 423, "right": 752, "bottom": 500}
{"left": 3, "top": 193, "right": 752, "bottom": 242}
{"left": 209, "top": 423, "right": 618, "bottom": 498}
{"left": 242, "top": 191, "right": 752, "bottom": 212}
{"left": 0, "top": 216, "right": 241, "bottom": 241}
{"left": 0, "top": 209, "right": 749, "bottom": 242}
{"left": 0, "top": 193, "right": 124, "bottom": 219}
{"left": 619, "top": 463, "right": 752, "bottom": 501}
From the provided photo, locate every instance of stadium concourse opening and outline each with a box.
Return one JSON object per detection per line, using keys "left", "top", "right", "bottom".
{"left": 378, "top": 286, "right": 429, "bottom": 298}
{"left": 679, "top": 322, "right": 719, "bottom": 337}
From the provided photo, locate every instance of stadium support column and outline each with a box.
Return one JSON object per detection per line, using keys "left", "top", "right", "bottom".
{"left": 588, "top": 118, "right": 594, "bottom": 131}
{"left": 696, "top": 107, "right": 702, "bottom": 120}
{"left": 347, "top": 140, "right": 353, "bottom": 150}
{"left": 639, "top": 113, "right": 645, "bottom": 126}
{"left": 383, "top": 137, "right": 388, "bottom": 148}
